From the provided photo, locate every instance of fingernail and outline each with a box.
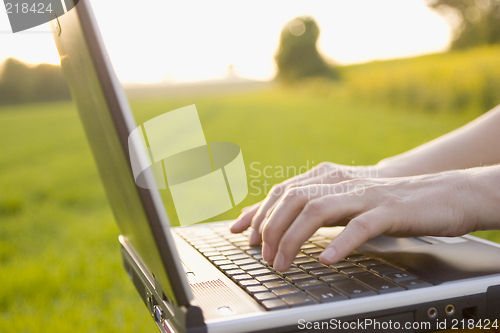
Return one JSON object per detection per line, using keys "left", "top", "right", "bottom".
{"left": 262, "top": 242, "right": 271, "bottom": 262}
{"left": 320, "top": 247, "right": 337, "bottom": 263}
{"left": 273, "top": 251, "right": 286, "bottom": 271}
{"left": 249, "top": 230, "right": 261, "bottom": 246}
{"left": 229, "top": 221, "right": 241, "bottom": 233}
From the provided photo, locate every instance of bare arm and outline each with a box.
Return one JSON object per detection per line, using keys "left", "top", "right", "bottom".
{"left": 377, "top": 105, "right": 500, "bottom": 176}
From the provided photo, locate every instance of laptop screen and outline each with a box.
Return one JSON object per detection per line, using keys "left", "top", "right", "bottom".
{"left": 51, "top": 0, "right": 193, "bottom": 306}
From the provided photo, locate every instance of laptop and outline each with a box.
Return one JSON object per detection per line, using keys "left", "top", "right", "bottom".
{"left": 50, "top": 1, "right": 500, "bottom": 332}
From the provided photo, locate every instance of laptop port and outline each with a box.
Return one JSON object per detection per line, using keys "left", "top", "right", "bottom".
{"left": 445, "top": 304, "right": 455, "bottom": 316}
{"left": 154, "top": 305, "right": 165, "bottom": 323}
{"left": 463, "top": 306, "right": 477, "bottom": 320}
{"left": 427, "top": 307, "right": 438, "bottom": 319}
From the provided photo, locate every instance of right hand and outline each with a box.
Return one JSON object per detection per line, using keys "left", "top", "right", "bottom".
{"left": 230, "top": 162, "right": 382, "bottom": 245}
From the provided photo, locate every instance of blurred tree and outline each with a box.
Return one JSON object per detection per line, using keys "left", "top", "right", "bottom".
{"left": 275, "top": 16, "right": 339, "bottom": 82}
{"left": 426, "top": 0, "right": 500, "bottom": 49}
{"left": 0, "top": 58, "right": 70, "bottom": 106}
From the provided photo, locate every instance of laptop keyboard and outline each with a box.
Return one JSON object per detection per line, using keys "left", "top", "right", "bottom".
{"left": 176, "top": 226, "right": 433, "bottom": 311}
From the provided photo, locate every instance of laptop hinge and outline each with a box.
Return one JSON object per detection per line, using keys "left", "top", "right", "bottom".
{"left": 486, "top": 284, "right": 500, "bottom": 319}
{"left": 120, "top": 238, "right": 207, "bottom": 333}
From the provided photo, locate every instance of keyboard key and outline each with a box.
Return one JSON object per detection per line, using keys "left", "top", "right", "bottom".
{"left": 398, "top": 279, "right": 433, "bottom": 290}
{"left": 216, "top": 246, "right": 237, "bottom": 252}
{"left": 219, "top": 264, "right": 238, "bottom": 271}
{"left": 370, "top": 264, "right": 401, "bottom": 276}
{"left": 239, "top": 263, "right": 264, "bottom": 271}
{"left": 227, "top": 236, "right": 248, "bottom": 242}
{"left": 306, "top": 287, "right": 348, "bottom": 303}
{"left": 246, "top": 248, "right": 262, "bottom": 255}
{"left": 261, "top": 299, "right": 288, "bottom": 310}
{"left": 308, "top": 236, "right": 326, "bottom": 242}
{"left": 202, "top": 251, "right": 221, "bottom": 257}
{"left": 312, "top": 240, "right": 331, "bottom": 248}
{"left": 295, "top": 279, "right": 326, "bottom": 290}
{"left": 320, "top": 274, "right": 348, "bottom": 284}
{"left": 330, "top": 260, "right": 356, "bottom": 269}
{"left": 346, "top": 253, "right": 367, "bottom": 261}
{"left": 299, "top": 262, "right": 326, "bottom": 271}
{"left": 384, "top": 272, "right": 417, "bottom": 283}
{"left": 339, "top": 267, "right": 366, "bottom": 276}
{"left": 226, "top": 269, "right": 246, "bottom": 276}
{"left": 272, "top": 285, "right": 301, "bottom": 296}
{"left": 232, "top": 258, "right": 257, "bottom": 266}
{"left": 248, "top": 268, "right": 274, "bottom": 277}
{"left": 208, "top": 256, "right": 227, "bottom": 262}
{"left": 285, "top": 273, "right": 313, "bottom": 283}
{"left": 281, "top": 293, "right": 318, "bottom": 307}
{"left": 263, "top": 280, "right": 290, "bottom": 289}
{"left": 246, "top": 285, "right": 268, "bottom": 293}
{"left": 279, "top": 267, "right": 302, "bottom": 276}
{"left": 226, "top": 253, "right": 250, "bottom": 261}
{"left": 239, "top": 279, "right": 260, "bottom": 287}
{"left": 293, "top": 257, "right": 317, "bottom": 265}
{"left": 232, "top": 274, "right": 252, "bottom": 281}
{"left": 211, "top": 241, "right": 231, "bottom": 247}
{"left": 357, "top": 259, "right": 383, "bottom": 268}
{"left": 213, "top": 260, "right": 232, "bottom": 266}
{"left": 256, "top": 275, "right": 281, "bottom": 283}
{"left": 301, "top": 243, "right": 317, "bottom": 250}
{"left": 198, "top": 247, "right": 216, "bottom": 252}
{"left": 330, "top": 280, "right": 378, "bottom": 298}
{"left": 310, "top": 268, "right": 337, "bottom": 277}
{"left": 188, "top": 240, "right": 208, "bottom": 246}
{"left": 254, "top": 292, "right": 277, "bottom": 301}
{"left": 227, "top": 234, "right": 247, "bottom": 239}
{"left": 194, "top": 244, "right": 214, "bottom": 250}
{"left": 353, "top": 273, "right": 405, "bottom": 294}
{"left": 220, "top": 250, "right": 241, "bottom": 256}
{"left": 302, "top": 247, "right": 323, "bottom": 254}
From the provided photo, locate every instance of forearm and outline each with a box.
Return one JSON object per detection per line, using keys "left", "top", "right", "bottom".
{"left": 376, "top": 105, "right": 500, "bottom": 177}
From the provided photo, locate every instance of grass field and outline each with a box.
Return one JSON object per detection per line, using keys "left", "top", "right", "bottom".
{"left": 1, "top": 84, "right": 499, "bottom": 332}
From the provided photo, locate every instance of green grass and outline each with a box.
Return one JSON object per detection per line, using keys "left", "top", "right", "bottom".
{"left": 1, "top": 86, "right": 499, "bottom": 332}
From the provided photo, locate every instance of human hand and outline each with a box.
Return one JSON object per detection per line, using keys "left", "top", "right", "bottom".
{"left": 230, "top": 162, "right": 381, "bottom": 245}
{"left": 258, "top": 168, "right": 500, "bottom": 271}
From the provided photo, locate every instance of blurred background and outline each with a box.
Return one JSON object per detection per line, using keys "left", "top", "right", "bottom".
{"left": 1, "top": 0, "right": 500, "bottom": 332}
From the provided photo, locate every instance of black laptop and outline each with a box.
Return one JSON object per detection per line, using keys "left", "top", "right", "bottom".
{"left": 50, "top": 1, "right": 500, "bottom": 332}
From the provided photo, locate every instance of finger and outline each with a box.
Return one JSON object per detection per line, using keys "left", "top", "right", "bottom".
{"left": 258, "top": 175, "right": 335, "bottom": 234}
{"left": 319, "top": 209, "right": 390, "bottom": 265}
{"left": 272, "top": 193, "right": 367, "bottom": 271}
{"left": 230, "top": 202, "right": 261, "bottom": 233}
{"left": 250, "top": 176, "right": 335, "bottom": 246}
{"left": 261, "top": 186, "right": 326, "bottom": 263}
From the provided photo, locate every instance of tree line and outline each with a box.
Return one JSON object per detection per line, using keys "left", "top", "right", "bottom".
{"left": 276, "top": 0, "right": 500, "bottom": 82}
{"left": 0, "top": 58, "right": 70, "bottom": 106}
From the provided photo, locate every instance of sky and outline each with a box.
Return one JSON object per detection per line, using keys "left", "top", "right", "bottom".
{"left": 0, "top": 0, "right": 453, "bottom": 84}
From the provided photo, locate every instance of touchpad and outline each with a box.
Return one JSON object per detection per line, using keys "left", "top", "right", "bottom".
{"left": 359, "top": 235, "right": 429, "bottom": 252}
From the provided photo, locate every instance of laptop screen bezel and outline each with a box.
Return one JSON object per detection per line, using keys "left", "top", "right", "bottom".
{"left": 51, "top": 0, "right": 193, "bottom": 306}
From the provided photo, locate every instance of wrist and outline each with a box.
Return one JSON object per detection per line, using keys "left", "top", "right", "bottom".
{"left": 374, "top": 159, "right": 411, "bottom": 178}
{"left": 464, "top": 166, "right": 500, "bottom": 231}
